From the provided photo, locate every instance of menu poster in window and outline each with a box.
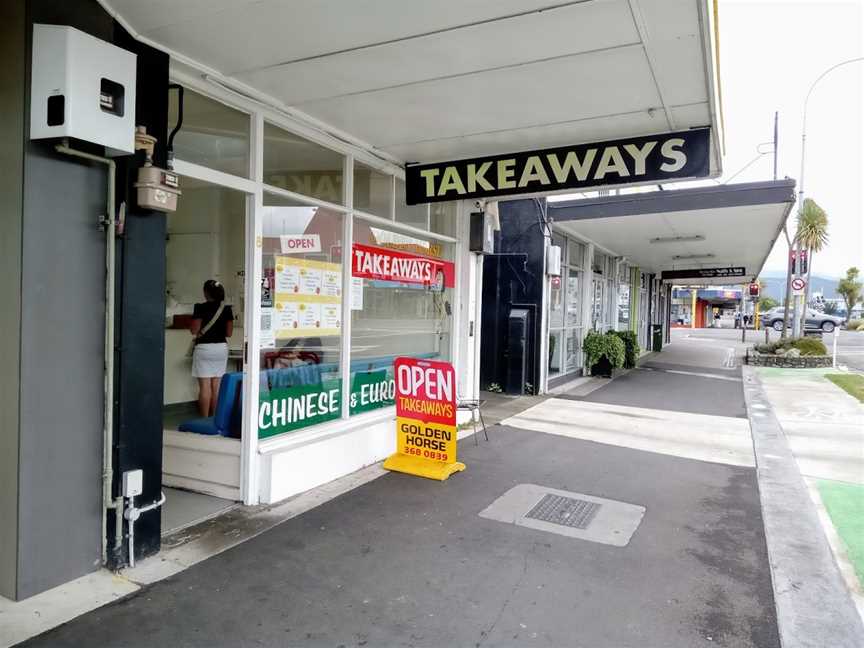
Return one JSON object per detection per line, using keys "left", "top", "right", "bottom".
{"left": 321, "top": 303, "right": 340, "bottom": 330}
{"left": 350, "top": 277, "right": 364, "bottom": 310}
{"left": 321, "top": 268, "right": 341, "bottom": 297}
{"left": 273, "top": 256, "right": 341, "bottom": 337}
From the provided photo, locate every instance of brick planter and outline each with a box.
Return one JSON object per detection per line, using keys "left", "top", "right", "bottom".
{"left": 746, "top": 350, "right": 832, "bottom": 368}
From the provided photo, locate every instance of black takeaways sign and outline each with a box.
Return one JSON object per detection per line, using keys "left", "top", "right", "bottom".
{"left": 661, "top": 267, "right": 745, "bottom": 280}
{"left": 404, "top": 128, "right": 710, "bottom": 205}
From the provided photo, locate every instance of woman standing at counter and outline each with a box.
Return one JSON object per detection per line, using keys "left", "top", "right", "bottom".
{"left": 190, "top": 280, "right": 234, "bottom": 416}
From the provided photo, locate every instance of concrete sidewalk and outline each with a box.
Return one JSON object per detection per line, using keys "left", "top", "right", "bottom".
{"left": 18, "top": 337, "right": 782, "bottom": 648}
{"left": 754, "top": 367, "right": 864, "bottom": 624}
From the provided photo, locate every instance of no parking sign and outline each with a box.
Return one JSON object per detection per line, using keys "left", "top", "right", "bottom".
{"left": 792, "top": 277, "right": 806, "bottom": 296}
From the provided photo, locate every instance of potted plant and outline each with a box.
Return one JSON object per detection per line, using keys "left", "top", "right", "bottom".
{"left": 610, "top": 330, "right": 640, "bottom": 368}
{"left": 582, "top": 330, "right": 626, "bottom": 377}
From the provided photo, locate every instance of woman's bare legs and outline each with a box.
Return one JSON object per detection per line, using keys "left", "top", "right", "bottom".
{"left": 197, "top": 377, "right": 212, "bottom": 417}
{"left": 209, "top": 377, "right": 221, "bottom": 416}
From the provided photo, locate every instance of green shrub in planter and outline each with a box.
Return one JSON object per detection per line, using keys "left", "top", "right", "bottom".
{"left": 846, "top": 318, "right": 864, "bottom": 331}
{"left": 583, "top": 330, "right": 626, "bottom": 371}
{"left": 754, "top": 337, "right": 827, "bottom": 356}
{"left": 791, "top": 337, "right": 827, "bottom": 356}
{"left": 610, "top": 330, "right": 640, "bottom": 368}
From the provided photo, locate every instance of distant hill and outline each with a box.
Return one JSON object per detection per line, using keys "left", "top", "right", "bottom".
{"left": 758, "top": 271, "right": 840, "bottom": 301}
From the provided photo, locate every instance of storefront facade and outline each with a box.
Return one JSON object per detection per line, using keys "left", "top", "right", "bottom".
{"left": 156, "top": 73, "right": 484, "bottom": 507}
{"left": 3, "top": 0, "right": 733, "bottom": 599}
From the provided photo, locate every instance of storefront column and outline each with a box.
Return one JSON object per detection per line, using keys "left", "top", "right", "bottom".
{"left": 581, "top": 243, "right": 594, "bottom": 337}
{"left": 690, "top": 289, "right": 697, "bottom": 329}
{"left": 241, "top": 111, "right": 264, "bottom": 506}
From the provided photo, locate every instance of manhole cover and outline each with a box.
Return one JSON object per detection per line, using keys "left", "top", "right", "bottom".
{"left": 525, "top": 494, "right": 600, "bottom": 529}
{"left": 478, "top": 484, "right": 645, "bottom": 546}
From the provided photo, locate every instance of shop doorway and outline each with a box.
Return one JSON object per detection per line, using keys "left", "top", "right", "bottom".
{"left": 161, "top": 177, "right": 247, "bottom": 533}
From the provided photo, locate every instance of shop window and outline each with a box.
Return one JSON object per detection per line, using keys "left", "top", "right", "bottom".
{"left": 354, "top": 162, "right": 392, "bottom": 218}
{"left": 564, "top": 328, "right": 581, "bottom": 372}
{"left": 566, "top": 268, "right": 581, "bottom": 327}
{"left": 395, "top": 178, "right": 429, "bottom": 229}
{"left": 163, "top": 179, "right": 246, "bottom": 417}
{"left": 592, "top": 252, "right": 608, "bottom": 275}
{"left": 568, "top": 239, "right": 584, "bottom": 269}
{"left": 263, "top": 122, "right": 345, "bottom": 205}
{"left": 592, "top": 277, "right": 605, "bottom": 329}
{"left": 618, "top": 283, "right": 631, "bottom": 329}
{"left": 350, "top": 223, "right": 453, "bottom": 416}
{"left": 550, "top": 274, "right": 564, "bottom": 328}
{"left": 430, "top": 202, "right": 458, "bottom": 237}
{"left": 548, "top": 329, "right": 563, "bottom": 377}
{"left": 257, "top": 192, "right": 344, "bottom": 439}
{"left": 168, "top": 89, "right": 250, "bottom": 178}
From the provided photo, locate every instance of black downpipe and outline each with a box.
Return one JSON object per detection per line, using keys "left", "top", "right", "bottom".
{"left": 166, "top": 84, "right": 183, "bottom": 170}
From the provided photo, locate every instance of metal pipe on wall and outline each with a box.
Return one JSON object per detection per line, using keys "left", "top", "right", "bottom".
{"left": 54, "top": 141, "right": 123, "bottom": 563}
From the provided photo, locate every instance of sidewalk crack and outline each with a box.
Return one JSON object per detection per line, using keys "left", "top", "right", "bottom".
{"left": 476, "top": 541, "right": 537, "bottom": 647}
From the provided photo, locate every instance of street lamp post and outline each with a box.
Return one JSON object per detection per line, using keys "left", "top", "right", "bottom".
{"left": 792, "top": 56, "right": 864, "bottom": 337}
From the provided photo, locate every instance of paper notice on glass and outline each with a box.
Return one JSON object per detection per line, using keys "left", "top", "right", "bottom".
{"left": 276, "top": 302, "right": 299, "bottom": 332}
{"left": 351, "top": 277, "right": 364, "bottom": 311}
{"left": 321, "top": 303, "right": 340, "bottom": 330}
{"left": 275, "top": 261, "right": 300, "bottom": 294}
{"left": 321, "top": 269, "right": 341, "bottom": 298}
{"left": 297, "top": 302, "right": 321, "bottom": 330}
{"left": 298, "top": 267, "right": 323, "bottom": 296}
{"left": 260, "top": 307, "right": 276, "bottom": 349}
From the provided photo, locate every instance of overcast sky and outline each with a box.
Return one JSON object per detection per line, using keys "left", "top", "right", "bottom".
{"left": 717, "top": 0, "right": 863, "bottom": 278}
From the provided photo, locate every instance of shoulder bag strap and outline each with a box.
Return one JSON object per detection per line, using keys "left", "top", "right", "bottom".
{"left": 196, "top": 303, "right": 226, "bottom": 340}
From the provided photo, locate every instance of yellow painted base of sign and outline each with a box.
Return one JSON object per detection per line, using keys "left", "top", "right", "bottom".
{"left": 383, "top": 453, "right": 466, "bottom": 481}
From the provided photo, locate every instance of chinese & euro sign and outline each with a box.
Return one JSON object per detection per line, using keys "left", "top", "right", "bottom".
{"left": 382, "top": 357, "right": 466, "bottom": 481}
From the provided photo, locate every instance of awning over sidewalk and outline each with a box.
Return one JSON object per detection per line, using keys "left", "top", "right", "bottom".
{"left": 102, "top": 0, "right": 723, "bottom": 173}
{"left": 548, "top": 179, "right": 796, "bottom": 284}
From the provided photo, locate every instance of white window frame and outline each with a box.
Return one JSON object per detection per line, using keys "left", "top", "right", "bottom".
{"left": 167, "top": 74, "right": 460, "bottom": 504}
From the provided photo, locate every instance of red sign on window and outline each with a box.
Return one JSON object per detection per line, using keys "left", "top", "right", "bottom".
{"left": 351, "top": 243, "right": 455, "bottom": 288}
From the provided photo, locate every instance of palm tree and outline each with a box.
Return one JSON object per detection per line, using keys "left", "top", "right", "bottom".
{"left": 795, "top": 199, "right": 829, "bottom": 331}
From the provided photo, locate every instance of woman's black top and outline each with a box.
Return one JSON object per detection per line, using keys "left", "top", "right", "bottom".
{"left": 192, "top": 302, "right": 234, "bottom": 344}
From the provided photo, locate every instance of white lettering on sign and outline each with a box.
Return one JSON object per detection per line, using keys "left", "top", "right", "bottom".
{"left": 397, "top": 364, "right": 454, "bottom": 402}
{"left": 257, "top": 388, "right": 339, "bottom": 430}
{"left": 352, "top": 247, "right": 437, "bottom": 284}
{"left": 280, "top": 234, "right": 321, "bottom": 254}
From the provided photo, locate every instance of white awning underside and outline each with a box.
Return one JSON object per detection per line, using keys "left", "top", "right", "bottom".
{"left": 102, "top": 0, "right": 723, "bottom": 172}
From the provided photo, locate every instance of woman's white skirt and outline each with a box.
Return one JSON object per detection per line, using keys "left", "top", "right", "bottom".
{"left": 192, "top": 342, "right": 229, "bottom": 378}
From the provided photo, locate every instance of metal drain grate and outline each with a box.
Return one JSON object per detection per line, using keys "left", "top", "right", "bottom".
{"left": 525, "top": 494, "right": 600, "bottom": 529}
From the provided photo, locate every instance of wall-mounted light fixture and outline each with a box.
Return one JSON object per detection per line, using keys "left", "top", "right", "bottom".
{"left": 649, "top": 235, "right": 705, "bottom": 244}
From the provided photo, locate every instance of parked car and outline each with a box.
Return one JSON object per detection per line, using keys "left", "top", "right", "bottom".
{"left": 763, "top": 307, "right": 845, "bottom": 333}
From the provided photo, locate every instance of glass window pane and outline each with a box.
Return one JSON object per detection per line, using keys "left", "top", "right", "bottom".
{"left": 395, "top": 179, "right": 429, "bottom": 229}
{"left": 592, "top": 277, "right": 605, "bottom": 329}
{"left": 168, "top": 89, "right": 250, "bottom": 177}
{"left": 354, "top": 162, "right": 392, "bottom": 218}
{"left": 163, "top": 178, "right": 246, "bottom": 431}
{"left": 257, "top": 192, "right": 344, "bottom": 439}
{"left": 263, "top": 122, "right": 345, "bottom": 205}
{"left": 568, "top": 239, "right": 583, "bottom": 269}
{"left": 350, "top": 223, "right": 453, "bottom": 416}
{"left": 618, "top": 282, "right": 631, "bottom": 329}
{"left": 566, "top": 269, "right": 581, "bottom": 327}
{"left": 430, "top": 202, "right": 458, "bottom": 237}
{"left": 564, "top": 328, "right": 582, "bottom": 372}
{"left": 550, "top": 275, "right": 564, "bottom": 328}
{"left": 548, "top": 330, "right": 563, "bottom": 377}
